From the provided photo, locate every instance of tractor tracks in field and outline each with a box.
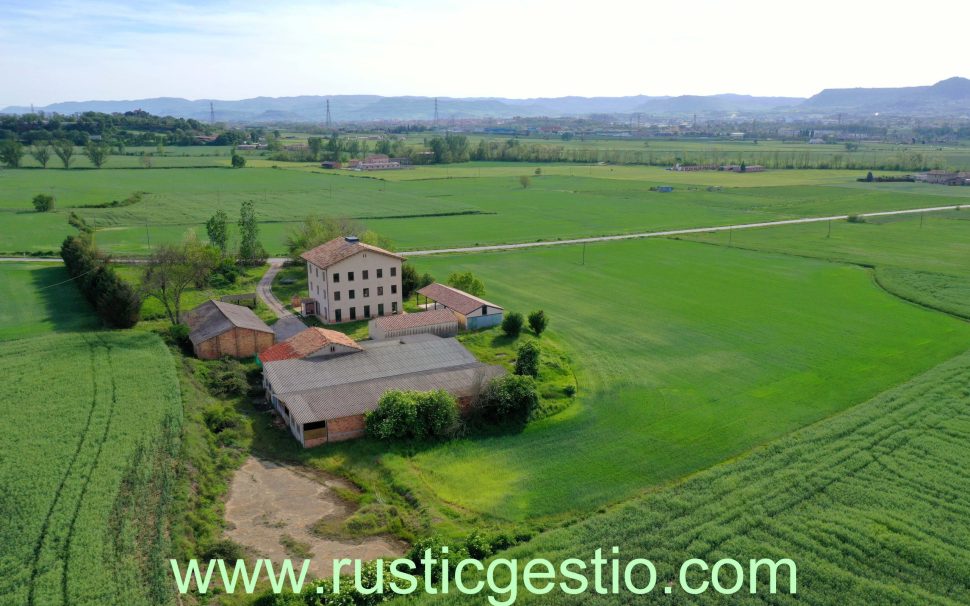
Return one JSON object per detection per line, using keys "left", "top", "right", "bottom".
{"left": 25, "top": 336, "right": 116, "bottom": 606}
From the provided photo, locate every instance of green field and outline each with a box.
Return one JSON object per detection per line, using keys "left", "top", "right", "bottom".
{"left": 3, "top": 162, "right": 968, "bottom": 255}
{"left": 360, "top": 235, "right": 970, "bottom": 524}
{"left": 0, "top": 263, "right": 99, "bottom": 340}
{"left": 406, "top": 344, "right": 970, "bottom": 605}
{"left": 0, "top": 331, "right": 183, "bottom": 606}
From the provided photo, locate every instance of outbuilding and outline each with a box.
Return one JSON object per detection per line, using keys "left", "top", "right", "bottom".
{"left": 186, "top": 300, "right": 275, "bottom": 360}
{"left": 416, "top": 283, "right": 504, "bottom": 330}
{"left": 368, "top": 309, "right": 459, "bottom": 340}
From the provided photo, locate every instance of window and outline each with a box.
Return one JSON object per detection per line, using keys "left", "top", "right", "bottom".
{"left": 349, "top": 289, "right": 356, "bottom": 300}
{"left": 348, "top": 271, "right": 355, "bottom": 281}
{"left": 390, "top": 267, "right": 397, "bottom": 277}
{"left": 377, "top": 268, "right": 383, "bottom": 279}
{"left": 335, "top": 309, "right": 342, "bottom": 322}
{"left": 363, "top": 288, "right": 370, "bottom": 297}
{"left": 334, "top": 291, "right": 341, "bottom": 301}
{"left": 362, "top": 270, "right": 369, "bottom": 280}
{"left": 392, "top": 302, "right": 398, "bottom": 313}
{"left": 333, "top": 272, "right": 340, "bottom": 283}
{"left": 330, "top": 345, "right": 336, "bottom": 352}
{"left": 391, "top": 284, "right": 397, "bottom": 294}
{"left": 378, "top": 303, "right": 384, "bottom": 316}
{"left": 315, "top": 267, "right": 319, "bottom": 277}
{"left": 364, "top": 305, "right": 370, "bottom": 318}
{"left": 350, "top": 307, "right": 357, "bottom": 320}
{"left": 377, "top": 286, "right": 384, "bottom": 296}
{"left": 304, "top": 420, "right": 327, "bottom": 431}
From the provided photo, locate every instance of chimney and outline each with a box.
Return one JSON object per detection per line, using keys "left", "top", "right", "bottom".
{"left": 344, "top": 235, "right": 360, "bottom": 243}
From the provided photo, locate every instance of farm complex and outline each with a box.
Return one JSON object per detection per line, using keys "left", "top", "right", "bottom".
{"left": 3, "top": 83, "right": 970, "bottom": 605}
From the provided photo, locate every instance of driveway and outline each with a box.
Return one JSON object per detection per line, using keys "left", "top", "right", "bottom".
{"left": 257, "top": 260, "right": 307, "bottom": 341}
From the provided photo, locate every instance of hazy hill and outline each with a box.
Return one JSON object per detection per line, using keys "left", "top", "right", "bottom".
{"left": 3, "top": 78, "right": 967, "bottom": 121}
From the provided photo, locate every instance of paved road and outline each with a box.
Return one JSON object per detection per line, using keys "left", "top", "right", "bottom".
{"left": 3, "top": 203, "right": 967, "bottom": 266}
{"left": 402, "top": 204, "right": 970, "bottom": 256}
{"left": 257, "top": 260, "right": 307, "bottom": 340}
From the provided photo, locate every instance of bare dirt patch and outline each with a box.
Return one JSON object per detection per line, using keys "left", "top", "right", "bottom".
{"left": 224, "top": 457, "right": 405, "bottom": 578}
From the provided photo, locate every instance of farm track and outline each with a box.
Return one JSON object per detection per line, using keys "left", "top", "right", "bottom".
{"left": 25, "top": 337, "right": 101, "bottom": 606}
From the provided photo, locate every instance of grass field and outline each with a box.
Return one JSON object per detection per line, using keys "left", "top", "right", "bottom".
{"left": 314, "top": 235, "right": 970, "bottom": 527}
{"left": 405, "top": 344, "right": 970, "bottom": 605}
{"left": 3, "top": 162, "right": 967, "bottom": 255}
{"left": 0, "top": 331, "right": 183, "bottom": 606}
{"left": 0, "top": 263, "right": 99, "bottom": 340}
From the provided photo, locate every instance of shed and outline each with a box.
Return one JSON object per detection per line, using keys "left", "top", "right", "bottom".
{"left": 185, "top": 300, "right": 275, "bottom": 360}
{"left": 368, "top": 309, "right": 459, "bottom": 340}
{"left": 416, "top": 283, "right": 504, "bottom": 330}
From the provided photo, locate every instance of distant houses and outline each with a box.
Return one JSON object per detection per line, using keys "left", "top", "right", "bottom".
{"left": 185, "top": 300, "right": 275, "bottom": 360}
{"left": 260, "top": 331, "right": 504, "bottom": 446}
{"left": 914, "top": 170, "right": 970, "bottom": 186}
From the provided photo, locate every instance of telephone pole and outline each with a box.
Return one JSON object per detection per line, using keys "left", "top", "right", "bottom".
{"left": 325, "top": 99, "right": 332, "bottom": 128}
{"left": 209, "top": 102, "right": 215, "bottom": 124}
{"left": 433, "top": 97, "right": 439, "bottom": 130}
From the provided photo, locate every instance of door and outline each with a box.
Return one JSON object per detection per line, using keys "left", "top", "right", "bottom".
{"left": 378, "top": 303, "right": 384, "bottom": 316}
{"left": 335, "top": 309, "right": 342, "bottom": 323}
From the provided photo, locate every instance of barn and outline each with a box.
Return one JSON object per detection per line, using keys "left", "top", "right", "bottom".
{"left": 186, "top": 300, "right": 275, "bottom": 360}
{"left": 416, "top": 283, "right": 504, "bottom": 330}
{"left": 368, "top": 309, "right": 458, "bottom": 340}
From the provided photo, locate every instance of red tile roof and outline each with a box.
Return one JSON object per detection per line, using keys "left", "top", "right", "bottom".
{"left": 301, "top": 237, "right": 403, "bottom": 269}
{"left": 372, "top": 309, "right": 458, "bottom": 332}
{"left": 258, "top": 327, "right": 361, "bottom": 363}
{"left": 416, "top": 283, "right": 503, "bottom": 316}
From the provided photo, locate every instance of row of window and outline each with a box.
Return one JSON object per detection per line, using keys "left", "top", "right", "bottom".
{"left": 332, "top": 285, "right": 396, "bottom": 301}
{"left": 332, "top": 301, "right": 398, "bottom": 322}
{"left": 332, "top": 267, "right": 396, "bottom": 283}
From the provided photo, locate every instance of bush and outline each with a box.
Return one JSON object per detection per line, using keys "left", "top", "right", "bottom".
{"left": 564, "top": 384, "right": 577, "bottom": 397}
{"left": 206, "top": 358, "right": 249, "bottom": 397}
{"left": 366, "top": 389, "right": 459, "bottom": 441}
{"left": 446, "top": 271, "right": 485, "bottom": 297}
{"left": 201, "top": 538, "right": 246, "bottom": 561}
{"left": 231, "top": 153, "right": 246, "bottom": 168}
{"left": 32, "top": 193, "right": 55, "bottom": 212}
{"left": 514, "top": 340, "right": 540, "bottom": 378}
{"left": 527, "top": 309, "right": 548, "bottom": 335}
{"left": 478, "top": 374, "right": 539, "bottom": 423}
{"left": 847, "top": 214, "right": 866, "bottom": 223}
{"left": 501, "top": 312, "right": 524, "bottom": 337}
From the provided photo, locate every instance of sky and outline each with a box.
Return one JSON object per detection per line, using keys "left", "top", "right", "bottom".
{"left": 1, "top": 0, "right": 968, "bottom": 107}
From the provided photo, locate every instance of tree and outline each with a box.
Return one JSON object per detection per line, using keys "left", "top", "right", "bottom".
{"left": 502, "top": 312, "right": 524, "bottom": 337}
{"left": 866, "top": 171, "right": 874, "bottom": 182}
{"left": 32, "top": 193, "right": 54, "bottom": 212}
{"left": 307, "top": 137, "right": 324, "bottom": 161}
{"left": 53, "top": 139, "right": 74, "bottom": 168}
{"left": 0, "top": 139, "right": 24, "bottom": 167}
{"left": 514, "top": 340, "right": 540, "bottom": 378}
{"left": 447, "top": 271, "right": 485, "bottom": 297}
{"left": 237, "top": 200, "right": 266, "bottom": 265}
{"left": 534, "top": 167, "right": 542, "bottom": 176}
{"left": 366, "top": 389, "right": 459, "bottom": 440}
{"left": 231, "top": 153, "right": 246, "bottom": 168}
{"left": 285, "top": 215, "right": 359, "bottom": 261}
{"left": 528, "top": 310, "right": 548, "bottom": 336}
{"left": 402, "top": 263, "right": 434, "bottom": 298}
{"left": 206, "top": 209, "right": 229, "bottom": 252}
{"left": 31, "top": 142, "right": 51, "bottom": 168}
{"left": 739, "top": 160, "right": 747, "bottom": 173}
{"left": 519, "top": 175, "right": 531, "bottom": 188}
{"left": 141, "top": 242, "right": 214, "bottom": 324}
{"left": 84, "top": 141, "right": 110, "bottom": 168}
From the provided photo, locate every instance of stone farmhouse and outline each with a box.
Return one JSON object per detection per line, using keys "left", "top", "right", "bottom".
{"left": 186, "top": 299, "right": 274, "bottom": 360}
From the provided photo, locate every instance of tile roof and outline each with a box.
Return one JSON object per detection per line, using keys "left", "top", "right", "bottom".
{"left": 263, "top": 334, "right": 504, "bottom": 423}
{"left": 259, "top": 327, "right": 362, "bottom": 363}
{"left": 416, "top": 283, "right": 504, "bottom": 316}
{"left": 186, "top": 300, "right": 273, "bottom": 345}
{"left": 301, "top": 236, "right": 404, "bottom": 269}
{"left": 371, "top": 309, "right": 458, "bottom": 332}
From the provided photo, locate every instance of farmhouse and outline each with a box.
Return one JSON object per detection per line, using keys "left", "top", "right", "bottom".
{"left": 261, "top": 332, "right": 504, "bottom": 446}
{"left": 300, "top": 236, "right": 404, "bottom": 323}
{"left": 916, "top": 170, "right": 970, "bottom": 186}
{"left": 368, "top": 308, "right": 459, "bottom": 340}
{"left": 416, "top": 283, "right": 504, "bottom": 330}
{"left": 185, "top": 299, "right": 275, "bottom": 360}
{"left": 352, "top": 154, "right": 403, "bottom": 171}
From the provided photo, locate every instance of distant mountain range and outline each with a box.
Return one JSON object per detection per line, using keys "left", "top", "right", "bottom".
{"left": 4, "top": 78, "right": 968, "bottom": 122}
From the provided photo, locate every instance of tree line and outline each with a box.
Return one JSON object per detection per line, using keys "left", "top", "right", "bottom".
{"left": 60, "top": 234, "right": 141, "bottom": 328}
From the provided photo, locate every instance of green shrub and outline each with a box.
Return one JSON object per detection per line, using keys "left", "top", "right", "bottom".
{"left": 478, "top": 374, "right": 539, "bottom": 423}
{"left": 206, "top": 358, "right": 249, "bottom": 397}
{"left": 201, "top": 538, "right": 246, "bottom": 561}
{"left": 231, "top": 153, "right": 246, "bottom": 168}
{"left": 514, "top": 340, "right": 541, "bottom": 378}
{"left": 366, "top": 389, "right": 459, "bottom": 441}
{"left": 32, "top": 193, "right": 55, "bottom": 212}
{"left": 847, "top": 214, "right": 866, "bottom": 223}
{"left": 501, "top": 312, "right": 524, "bottom": 337}
{"left": 564, "top": 384, "right": 577, "bottom": 397}
{"left": 527, "top": 309, "right": 548, "bottom": 335}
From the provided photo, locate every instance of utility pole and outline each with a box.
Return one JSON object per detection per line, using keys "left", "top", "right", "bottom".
{"left": 920, "top": 212, "right": 924, "bottom": 228}
{"left": 145, "top": 220, "right": 151, "bottom": 249}
{"left": 210, "top": 102, "right": 215, "bottom": 124}
{"left": 827, "top": 220, "right": 832, "bottom": 239}
{"left": 582, "top": 242, "right": 586, "bottom": 266}
{"left": 433, "top": 97, "right": 439, "bottom": 130}
{"left": 326, "top": 99, "right": 332, "bottom": 129}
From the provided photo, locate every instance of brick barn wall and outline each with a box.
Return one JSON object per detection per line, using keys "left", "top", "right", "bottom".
{"left": 193, "top": 328, "right": 274, "bottom": 360}
{"left": 327, "top": 415, "right": 366, "bottom": 442}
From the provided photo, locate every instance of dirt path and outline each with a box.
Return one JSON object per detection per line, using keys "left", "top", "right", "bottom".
{"left": 224, "top": 457, "right": 404, "bottom": 578}
{"left": 257, "top": 260, "right": 307, "bottom": 340}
